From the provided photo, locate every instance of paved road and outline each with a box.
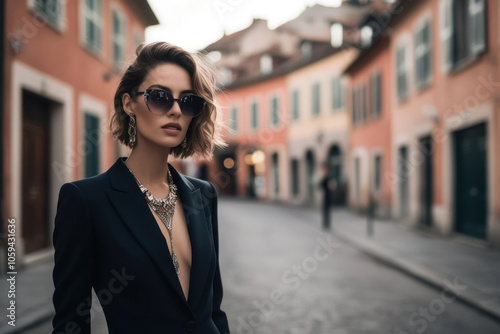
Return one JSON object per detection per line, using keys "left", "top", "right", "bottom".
{"left": 27, "top": 198, "right": 500, "bottom": 334}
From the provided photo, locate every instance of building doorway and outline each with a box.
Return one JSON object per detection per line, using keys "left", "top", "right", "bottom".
{"left": 454, "top": 123, "right": 487, "bottom": 239}
{"left": 398, "top": 146, "right": 409, "bottom": 220}
{"left": 22, "top": 90, "right": 52, "bottom": 253}
{"left": 419, "top": 136, "right": 433, "bottom": 227}
{"left": 305, "top": 150, "right": 315, "bottom": 205}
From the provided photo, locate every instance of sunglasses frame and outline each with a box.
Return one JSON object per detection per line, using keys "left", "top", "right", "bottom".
{"left": 136, "top": 88, "right": 206, "bottom": 117}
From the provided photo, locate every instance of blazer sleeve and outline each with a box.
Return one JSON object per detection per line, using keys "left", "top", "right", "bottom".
{"left": 209, "top": 183, "right": 231, "bottom": 334}
{"left": 52, "top": 182, "right": 94, "bottom": 334}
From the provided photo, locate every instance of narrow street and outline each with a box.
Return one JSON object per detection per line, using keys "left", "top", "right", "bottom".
{"left": 27, "top": 199, "right": 500, "bottom": 334}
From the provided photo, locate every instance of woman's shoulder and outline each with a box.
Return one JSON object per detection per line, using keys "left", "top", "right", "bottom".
{"left": 58, "top": 171, "right": 110, "bottom": 198}
{"left": 182, "top": 174, "right": 217, "bottom": 196}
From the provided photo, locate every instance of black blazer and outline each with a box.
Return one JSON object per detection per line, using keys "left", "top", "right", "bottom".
{"left": 52, "top": 157, "right": 230, "bottom": 334}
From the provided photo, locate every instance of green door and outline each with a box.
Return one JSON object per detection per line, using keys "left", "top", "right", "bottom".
{"left": 454, "top": 123, "right": 487, "bottom": 240}
{"left": 84, "top": 113, "right": 100, "bottom": 178}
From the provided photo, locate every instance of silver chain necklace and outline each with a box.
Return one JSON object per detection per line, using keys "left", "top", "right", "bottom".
{"left": 125, "top": 163, "right": 181, "bottom": 275}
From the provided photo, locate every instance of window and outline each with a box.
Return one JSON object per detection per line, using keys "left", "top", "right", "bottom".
{"left": 332, "top": 76, "right": 345, "bottom": 111}
{"left": 270, "top": 96, "right": 279, "bottom": 126}
{"left": 312, "top": 82, "right": 321, "bottom": 115}
{"left": 221, "top": 67, "right": 232, "bottom": 85}
{"left": 291, "top": 159, "right": 300, "bottom": 196}
{"left": 112, "top": 8, "right": 126, "bottom": 68}
{"left": 352, "top": 86, "right": 357, "bottom": 125}
{"left": 440, "top": 0, "right": 486, "bottom": 72}
{"left": 361, "top": 25, "right": 373, "bottom": 47}
{"left": 260, "top": 54, "right": 273, "bottom": 74}
{"left": 291, "top": 90, "right": 299, "bottom": 120}
{"left": 82, "top": 0, "right": 102, "bottom": 54}
{"left": 32, "top": 0, "right": 63, "bottom": 30}
{"left": 370, "top": 72, "right": 382, "bottom": 118}
{"left": 396, "top": 42, "right": 409, "bottom": 101}
{"left": 301, "top": 41, "right": 312, "bottom": 60}
{"left": 330, "top": 23, "right": 343, "bottom": 48}
{"left": 230, "top": 106, "right": 238, "bottom": 132}
{"left": 374, "top": 155, "right": 382, "bottom": 191}
{"left": 84, "top": 113, "right": 100, "bottom": 177}
{"left": 352, "top": 83, "right": 368, "bottom": 125}
{"left": 470, "top": 0, "right": 486, "bottom": 54}
{"left": 133, "top": 28, "right": 144, "bottom": 50}
{"left": 361, "top": 84, "right": 367, "bottom": 122}
{"left": 250, "top": 101, "right": 258, "bottom": 129}
{"left": 415, "top": 18, "right": 432, "bottom": 88}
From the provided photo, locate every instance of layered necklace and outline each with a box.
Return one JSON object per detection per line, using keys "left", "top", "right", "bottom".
{"left": 125, "top": 163, "right": 181, "bottom": 275}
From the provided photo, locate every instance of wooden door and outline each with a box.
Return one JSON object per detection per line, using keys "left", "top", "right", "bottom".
{"left": 22, "top": 91, "right": 51, "bottom": 253}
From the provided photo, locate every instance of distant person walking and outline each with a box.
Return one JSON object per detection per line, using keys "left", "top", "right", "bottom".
{"left": 319, "top": 161, "right": 336, "bottom": 230}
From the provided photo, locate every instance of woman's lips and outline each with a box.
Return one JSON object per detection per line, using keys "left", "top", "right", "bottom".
{"left": 162, "top": 127, "right": 181, "bottom": 134}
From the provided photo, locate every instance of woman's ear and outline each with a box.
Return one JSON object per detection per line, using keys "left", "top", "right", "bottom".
{"left": 122, "top": 93, "right": 135, "bottom": 117}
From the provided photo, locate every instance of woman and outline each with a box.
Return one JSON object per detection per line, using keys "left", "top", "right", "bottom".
{"left": 51, "top": 42, "right": 230, "bottom": 334}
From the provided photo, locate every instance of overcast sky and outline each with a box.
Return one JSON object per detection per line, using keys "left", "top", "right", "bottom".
{"left": 146, "top": 0, "right": 343, "bottom": 52}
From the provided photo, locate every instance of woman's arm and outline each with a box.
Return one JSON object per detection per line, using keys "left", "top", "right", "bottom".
{"left": 209, "top": 183, "right": 231, "bottom": 334}
{"left": 52, "top": 182, "right": 94, "bottom": 334}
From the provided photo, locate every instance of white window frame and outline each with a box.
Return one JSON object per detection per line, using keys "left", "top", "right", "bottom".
{"left": 469, "top": 0, "right": 486, "bottom": 55}
{"left": 230, "top": 103, "right": 239, "bottom": 134}
{"left": 440, "top": 0, "right": 453, "bottom": 73}
{"left": 260, "top": 54, "right": 273, "bottom": 75}
{"left": 249, "top": 98, "right": 259, "bottom": 131}
{"left": 80, "top": 0, "right": 102, "bottom": 55}
{"left": 28, "top": 0, "right": 67, "bottom": 32}
{"left": 331, "top": 74, "right": 345, "bottom": 111}
{"left": 133, "top": 27, "right": 144, "bottom": 52}
{"left": 370, "top": 70, "right": 382, "bottom": 119}
{"left": 291, "top": 89, "right": 300, "bottom": 121}
{"left": 414, "top": 15, "right": 432, "bottom": 89}
{"left": 395, "top": 35, "right": 411, "bottom": 102}
{"left": 269, "top": 94, "right": 280, "bottom": 127}
{"left": 111, "top": 4, "right": 127, "bottom": 69}
{"left": 312, "top": 82, "right": 321, "bottom": 116}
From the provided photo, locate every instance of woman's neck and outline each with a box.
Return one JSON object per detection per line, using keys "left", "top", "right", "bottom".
{"left": 124, "top": 140, "right": 171, "bottom": 187}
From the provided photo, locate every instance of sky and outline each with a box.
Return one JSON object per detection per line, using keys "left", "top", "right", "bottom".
{"left": 146, "top": 0, "right": 343, "bottom": 52}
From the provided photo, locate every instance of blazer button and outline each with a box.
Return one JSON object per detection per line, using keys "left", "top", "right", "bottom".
{"left": 184, "top": 320, "right": 196, "bottom": 333}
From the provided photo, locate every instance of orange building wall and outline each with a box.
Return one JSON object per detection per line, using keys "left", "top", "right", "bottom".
{"left": 348, "top": 38, "right": 393, "bottom": 211}
{"left": 215, "top": 75, "right": 289, "bottom": 199}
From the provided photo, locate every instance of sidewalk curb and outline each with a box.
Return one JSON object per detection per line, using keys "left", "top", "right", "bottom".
{"left": 333, "top": 228, "right": 500, "bottom": 322}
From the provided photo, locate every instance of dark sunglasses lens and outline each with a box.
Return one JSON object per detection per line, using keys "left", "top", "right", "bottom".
{"left": 179, "top": 95, "right": 205, "bottom": 117}
{"left": 147, "top": 90, "right": 173, "bottom": 114}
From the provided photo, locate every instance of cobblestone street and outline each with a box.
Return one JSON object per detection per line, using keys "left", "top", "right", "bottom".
{"left": 19, "top": 198, "right": 500, "bottom": 334}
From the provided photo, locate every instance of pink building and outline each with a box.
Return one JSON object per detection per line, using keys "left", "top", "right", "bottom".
{"left": 345, "top": 35, "right": 392, "bottom": 217}
{"left": 349, "top": 0, "right": 500, "bottom": 247}
{"left": 2, "top": 0, "right": 158, "bottom": 263}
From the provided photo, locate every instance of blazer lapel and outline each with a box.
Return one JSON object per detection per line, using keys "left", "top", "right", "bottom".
{"left": 105, "top": 157, "right": 213, "bottom": 311}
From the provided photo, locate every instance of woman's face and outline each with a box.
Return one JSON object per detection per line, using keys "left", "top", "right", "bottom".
{"left": 126, "top": 63, "right": 194, "bottom": 150}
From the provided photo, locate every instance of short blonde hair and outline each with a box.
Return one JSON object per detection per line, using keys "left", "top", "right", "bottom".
{"left": 110, "top": 41, "right": 227, "bottom": 160}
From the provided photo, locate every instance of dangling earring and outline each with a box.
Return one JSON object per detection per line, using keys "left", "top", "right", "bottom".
{"left": 181, "top": 136, "right": 187, "bottom": 148}
{"left": 128, "top": 114, "right": 137, "bottom": 148}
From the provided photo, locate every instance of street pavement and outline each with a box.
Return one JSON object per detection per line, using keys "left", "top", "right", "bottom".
{"left": 1, "top": 197, "right": 500, "bottom": 334}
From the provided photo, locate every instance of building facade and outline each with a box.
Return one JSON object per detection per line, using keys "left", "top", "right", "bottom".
{"left": 2, "top": 0, "right": 158, "bottom": 264}
{"left": 286, "top": 48, "right": 357, "bottom": 208}
{"left": 346, "top": 0, "right": 500, "bottom": 246}
{"left": 345, "top": 35, "right": 392, "bottom": 217}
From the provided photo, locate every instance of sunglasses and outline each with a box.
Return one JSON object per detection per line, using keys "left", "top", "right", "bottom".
{"left": 136, "top": 89, "right": 206, "bottom": 117}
